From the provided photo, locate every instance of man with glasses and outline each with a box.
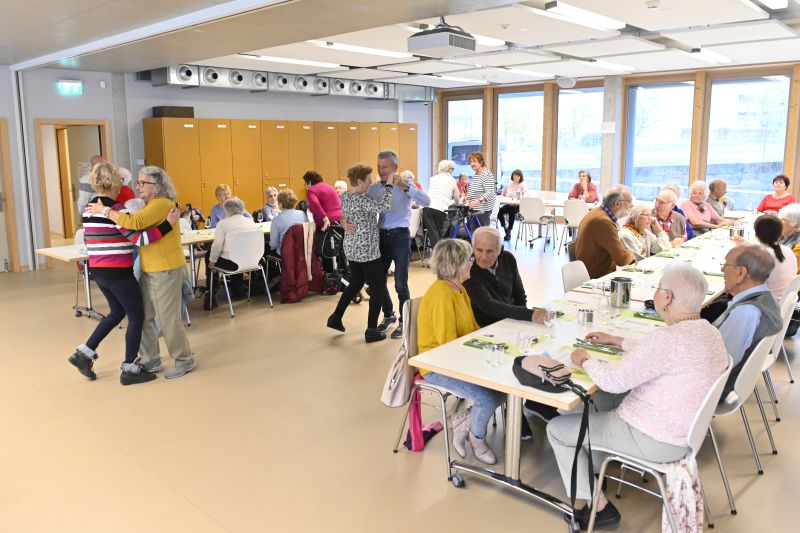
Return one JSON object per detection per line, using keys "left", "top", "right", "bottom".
{"left": 424, "top": 159, "right": 461, "bottom": 248}
{"left": 652, "top": 189, "right": 687, "bottom": 246}
{"left": 574, "top": 187, "right": 635, "bottom": 279}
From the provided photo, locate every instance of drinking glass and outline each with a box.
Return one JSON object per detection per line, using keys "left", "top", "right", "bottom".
{"left": 483, "top": 344, "right": 495, "bottom": 366}
{"left": 491, "top": 345, "right": 505, "bottom": 367}
{"left": 543, "top": 306, "right": 557, "bottom": 328}
{"left": 256, "top": 212, "right": 265, "bottom": 223}
{"left": 516, "top": 331, "right": 531, "bottom": 355}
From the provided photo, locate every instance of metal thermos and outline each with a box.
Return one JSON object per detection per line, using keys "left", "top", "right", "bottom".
{"left": 609, "top": 277, "right": 632, "bottom": 308}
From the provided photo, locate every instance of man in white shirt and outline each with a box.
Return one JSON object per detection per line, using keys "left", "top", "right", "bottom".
{"left": 423, "top": 159, "right": 460, "bottom": 247}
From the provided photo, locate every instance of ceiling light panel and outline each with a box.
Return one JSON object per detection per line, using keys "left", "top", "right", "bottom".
{"left": 544, "top": 36, "right": 664, "bottom": 58}
{"left": 517, "top": 59, "right": 628, "bottom": 77}
{"left": 305, "top": 40, "right": 413, "bottom": 59}
{"left": 378, "top": 60, "right": 475, "bottom": 74}
{"left": 543, "top": 1, "right": 626, "bottom": 31}
{"left": 445, "top": 67, "right": 552, "bottom": 84}
{"left": 199, "top": 55, "right": 340, "bottom": 75}
{"left": 706, "top": 37, "right": 800, "bottom": 64}
{"left": 374, "top": 74, "right": 486, "bottom": 88}
{"left": 662, "top": 19, "right": 796, "bottom": 47}
{"left": 246, "top": 42, "right": 418, "bottom": 68}
{"left": 464, "top": 50, "right": 557, "bottom": 67}
{"left": 560, "top": 0, "right": 768, "bottom": 31}
{"left": 598, "top": 49, "right": 719, "bottom": 71}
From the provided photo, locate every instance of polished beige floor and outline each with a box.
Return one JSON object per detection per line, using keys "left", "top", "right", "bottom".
{"left": 3, "top": 239, "right": 799, "bottom": 532}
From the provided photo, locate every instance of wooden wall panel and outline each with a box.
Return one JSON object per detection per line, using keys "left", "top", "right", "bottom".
{"left": 399, "top": 123, "right": 418, "bottom": 179}
{"left": 231, "top": 120, "right": 263, "bottom": 214}
{"left": 289, "top": 122, "right": 315, "bottom": 200}
{"left": 338, "top": 122, "right": 360, "bottom": 178}
{"left": 198, "top": 119, "right": 233, "bottom": 212}
{"left": 359, "top": 123, "right": 380, "bottom": 179}
{"left": 314, "top": 122, "right": 339, "bottom": 184}
{"left": 159, "top": 118, "right": 201, "bottom": 209}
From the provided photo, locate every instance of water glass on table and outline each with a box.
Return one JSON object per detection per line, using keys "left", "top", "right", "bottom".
{"left": 543, "top": 306, "right": 558, "bottom": 328}
{"left": 516, "top": 331, "right": 531, "bottom": 355}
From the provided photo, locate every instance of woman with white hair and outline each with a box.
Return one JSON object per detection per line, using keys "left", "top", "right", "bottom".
{"left": 115, "top": 167, "right": 135, "bottom": 204}
{"left": 417, "top": 239, "right": 506, "bottom": 465}
{"left": 680, "top": 180, "right": 732, "bottom": 235}
{"left": 260, "top": 186, "right": 282, "bottom": 221}
{"left": 206, "top": 196, "right": 259, "bottom": 307}
{"left": 333, "top": 180, "right": 348, "bottom": 196}
{"left": 618, "top": 204, "right": 671, "bottom": 258}
{"left": 547, "top": 263, "right": 729, "bottom": 529}
{"left": 779, "top": 203, "right": 800, "bottom": 271}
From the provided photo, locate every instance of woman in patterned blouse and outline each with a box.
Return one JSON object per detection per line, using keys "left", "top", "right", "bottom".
{"left": 327, "top": 164, "right": 394, "bottom": 343}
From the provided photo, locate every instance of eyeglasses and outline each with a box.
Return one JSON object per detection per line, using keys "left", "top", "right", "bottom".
{"left": 650, "top": 284, "right": 671, "bottom": 293}
{"left": 720, "top": 262, "right": 739, "bottom": 270}
{"left": 136, "top": 180, "right": 155, "bottom": 187}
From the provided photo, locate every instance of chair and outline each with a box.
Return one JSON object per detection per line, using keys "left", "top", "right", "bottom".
{"left": 777, "top": 275, "right": 800, "bottom": 383}
{"left": 762, "top": 292, "right": 799, "bottom": 422}
{"left": 209, "top": 230, "right": 271, "bottom": 317}
{"left": 489, "top": 197, "right": 502, "bottom": 229}
{"left": 557, "top": 199, "right": 589, "bottom": 254}
{"left": 708, "top": 335, "right": 779, "bottom": 515}
{"left": 562, "top": 261, "right": 590, "bottom": 293}
{"left": 515, "top": 197, "right": 556, "bottom": 251}
{"left": 588, "top": 357, "right": 733, "bottom": 533}
{"left": 409, "top": 207, "right": 429, "bottom": 266}
{"left": 567, "top": 241, "right": 577, "bottom": 262}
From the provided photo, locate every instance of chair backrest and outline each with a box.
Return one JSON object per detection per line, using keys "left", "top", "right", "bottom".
{"left": 519, "top": 197, "right": 546, "bottom": 220}
{"left": 780, "top": 274, "right": 800, "bottom": 302}
{"left": 768, "top": 291, "right": 798, "bottom": 368}
{"left": 403, "top": 297, "right": 424, "bottom": 357}
{"left": 225, "top": 230, "right": 265, "bottom": 270}
{"left": 567, "top": 241, "right": 577, "bottom": 262}
{"left": 74, "top": 228, "right": 85, "bottom": 245}
{"left": 563, "top": 199, "right": 590, "bottom": 228}
{"left": 409, "top": 207, "right": 421, "bottom": 236}
{"left": 687, "top": 356, "right": 733, "bottom": 457}
{"left": 489, "top": 197, "right": 501, "bottom": 221}
{"left": 730, "top": 335, "right": 777, "bottom": 405}
{"left": 562, "top": 260, "right": 590, "bottom": 292}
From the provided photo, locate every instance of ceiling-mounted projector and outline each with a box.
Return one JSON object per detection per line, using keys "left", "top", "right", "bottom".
{"left": 408, "top": 18, "right": 476, "bottom": 57}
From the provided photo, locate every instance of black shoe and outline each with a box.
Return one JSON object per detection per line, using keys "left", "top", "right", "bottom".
{"left": 503, "top": 234, "right": 511, "bottom": 241}
{"left": 524, "top": 401, "right": 560, "bottom": 423}
{"left": 521, "top": 416, "right": 533, "bottom": 441}
{"left": 327, "top": 315, "right": 346, "bottom": 332}
{"left": 566, "top": 501, "right": 621, "bottom": 531}
{"left": 377, "top": 313, "right": 397, "bottom": 334}
{"left": 68, "top": 351, "right": 97, "bottom": 380}
{"left": 120, "top": 366, "right": 158, "bottom": 386}
{"left": 390, "top": 324, "right": 404, "bottom": 339}
{"left": 365, "top": 328, "right": 386, "bottom": 343}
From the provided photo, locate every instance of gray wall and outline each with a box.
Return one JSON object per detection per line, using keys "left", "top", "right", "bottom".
{"left": 0, "top": 66, "right": 26, "bottom": 269}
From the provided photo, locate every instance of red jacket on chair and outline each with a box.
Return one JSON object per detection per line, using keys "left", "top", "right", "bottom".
{"left": 280, "top": 224, "right": 323, "bottom": 303}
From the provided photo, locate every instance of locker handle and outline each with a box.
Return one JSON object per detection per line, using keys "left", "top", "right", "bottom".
{"left": 326, "top": 126, "right": 335, "bottom": 130}
{"left": 217, "top": 124, "right": 227, "bottom": 128}
{"left": 248, "top": 125, "right": 257, "bottom": 129}
{"left": 184, "top": 124, "right": 194, "bottom": 128}
{"left": 276, "top": 125, "right": 285, "bottom": 129}
{"left": 349, "top": 126, "right": 357, "bottom": 130}
{"left": 303, "top": 126, "right": 311, "bottom": 130}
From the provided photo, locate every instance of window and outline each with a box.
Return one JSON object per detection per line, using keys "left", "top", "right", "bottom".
{"left": 556, "top": 87, "right": 603, "bottom": 194}
{"left": 496, "top": 91, "right": 544, "bottom": 190}
{"left": 706, "top": 76, "right": 790, "bottom": 210}
{"left": 446, "top": 98, "right": 483, "bottom": 179}
{"left": 625, "top": 82, "right": 695, "bottom": 201}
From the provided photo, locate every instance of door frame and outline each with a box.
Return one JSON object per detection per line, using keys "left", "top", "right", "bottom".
{"left": 0, "top": 118, "right": 20, "bottom": 272}
{"left": 34, "top": 118, "right": 112, "bottom": 249}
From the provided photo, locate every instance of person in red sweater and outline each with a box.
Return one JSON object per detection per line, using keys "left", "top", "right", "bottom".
{"left": 567, "top": 170, "right": 599, "bottom": 203}
{"left": 757, "top": 174, "right": 797, "bottom": 213}
{"left": 115, "top": 167, "right": 136, "bottom": 204}
{"left": 303, "top": 170, "right": 341, "bottom": 231}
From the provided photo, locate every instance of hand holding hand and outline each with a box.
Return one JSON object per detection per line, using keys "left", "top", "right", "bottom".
{"left": 167, "top": 207, "right": 180, "bottom": 226}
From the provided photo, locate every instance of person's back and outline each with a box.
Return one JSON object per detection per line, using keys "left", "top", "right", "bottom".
{"left": 575, "top": 207, "right": 634, "bottom": 279}
{"left": 765, "top": 244, "right": 797, "bottom": 298}
{"left": 428, "top": 172, "right": 459, "bottom": 212}
{"left": 270, "top": 209, "right": 308, "bottom": 253}
{"left": 307, "top": 181, "right": 342, "bottom": 223}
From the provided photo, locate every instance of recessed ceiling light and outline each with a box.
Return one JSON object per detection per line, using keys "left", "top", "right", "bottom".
{"left": 542, "top": 1, "right": 626, "bottom": 31}
{"left": 238, "top": 53, "right": 341, "bottom": 69}
{"left": 427, "top": 74, "right": 488, "bottom": 84}
{"left": 306, "top": 40, "right": 413, "bottom": 59}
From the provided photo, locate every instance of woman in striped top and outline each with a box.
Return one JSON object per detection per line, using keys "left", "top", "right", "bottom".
{"left": 69, "top": 163, "right": 179, "bottom": 386}
{"left": 466, "top": 152, "right": 497, "bottom": 230}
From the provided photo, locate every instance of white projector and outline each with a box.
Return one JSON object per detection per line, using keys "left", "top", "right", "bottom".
{"left": 408, "top": 27, "right": 477, "bottom": 57}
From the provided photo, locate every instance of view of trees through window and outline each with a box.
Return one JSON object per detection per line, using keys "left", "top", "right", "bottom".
{"left": 556, "top": 87, "right": 603, "bottom": 195}
{"left": 446, "top": 98, "right": 483, "bottom": 179}
{"left": 496, "top": 91, "right": 544, "bottom": 190}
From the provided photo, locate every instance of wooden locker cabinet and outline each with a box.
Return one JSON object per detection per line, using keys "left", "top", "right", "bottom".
{"left": 359, "top": 123, "right": 380, "bottom": 180}
{"left": 261, "top": 120, "right": 289, "bottom": 183}
{"left": 379, "top": 123, "right": 400, "bottom": 156}
{"left": 314, "top": 122, "right": 339, "bottom": 184}
{"left": 198, "top": 119, "right": 233, "bottom": 213}
{"left": 230, "top": 120, "right": 263, "bottom": 214}
{"left": 143, "top": 118, "right": 202, "bottom": 209}
{"left": 398, "top": 123, "right": 418, "bottom": 179}
{"left": 338, "top": 123, "right": 360, "bottom": 178}
{"left": 288, "top": 122, "right": 314, "bottom": 201}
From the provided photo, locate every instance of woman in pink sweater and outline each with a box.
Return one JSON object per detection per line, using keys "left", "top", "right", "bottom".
{"left": 303, "top": 170, "right": 342, "bottom": 231}
{"left": 546, "top": 263, "right": 729, "bottom": 529}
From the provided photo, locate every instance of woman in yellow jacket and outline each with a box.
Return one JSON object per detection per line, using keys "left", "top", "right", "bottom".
{"left": 417, "top": 239, "right": 505, "bottom": 464}
{"left": 88, "top": 166, "right": 194, "bottom": 379}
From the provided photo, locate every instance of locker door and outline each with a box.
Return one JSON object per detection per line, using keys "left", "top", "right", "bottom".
{"left": 198, "top": 119, "right": 233, "bottom": 213}
{"left": 261, "top": 120, "right": 290, "bottom": 184}
{"left": 314, "top": 122, "right": 338, "bottom": 185}
{"left": 231, "top": 120, "right": 263, "bottom": 215}
{"left": 359, "top": 122, "right": 380, "bottom": 180}
{"left": 288, "top": 122, "right": 314, "bottom": 201}
{"left": 159, "top": 118, "right": 201, "bottom": 209}
{"left": 337, "top": 123, "right": 360, "bottom": 179}
{"left": 399, "top": 123, "right": 418, "bottom": 179}
{"left": 379, "top": 123, "right": 400, "bottom": 156}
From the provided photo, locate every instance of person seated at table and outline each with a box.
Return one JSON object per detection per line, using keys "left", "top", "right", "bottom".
{"left": 334, "top": 180, "right": 348, "bottom": 196}
{"left": 269, "top": 189, "right": 308, "bottom": 255}
{"left": 425, "top": 160, "right": 461, "bottom": 248}
{"left": 733, "top": 215, "right": 797, "bottom": 299}
{"left": 707, "top": 179, "right": 731, "bottom": 217}
{"left": 758, "top": 174, "right": 796, "bottom": 213}
{"left": 547, "top": 263, "right": 729, "bottom": 530}
{"left": 662, "top": 183, "right": 695, "bottom": 240}
{"left": 209, "top": 184, "right": 252, "bottom": 228}
{"left": 567, "top": 170, "right": 599, "bottom": 204}
{"left": 652, "top": 188, "right": 687, "bottom": 246}
{"left": 498, "top": 169, "right": 528, "bottom": 241}
{"left": 778, "top": 203, "right": 800, "bottom": 270}
{"left": 618, "top": 204, "right": 671, "bottom": 259}
{"left": 418, "top": 239, "right": 506, "bottom": 465}
{"left": 401, "top": 169, "right": 423, "bottom": 191}
{"left": 205, "top": 197, "right": 258, "bottom": 309}
{"left": 457, "top": 173, "right": 470, "bottom": 203}
{"left": 714, "top": 244, "right": 782, "bottom": 396}
{"left": 260, "top": 186, "right": 281, "bottom": 221}
{"left": 681, "top": 180, "right": 732, "bottom": 236}
{"left": 574, "top": 187, "right": 635, "bottom": 279}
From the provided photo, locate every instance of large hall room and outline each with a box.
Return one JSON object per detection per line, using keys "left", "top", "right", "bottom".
{"left": 4, "top": 0, "right": 800, "bottom": 531}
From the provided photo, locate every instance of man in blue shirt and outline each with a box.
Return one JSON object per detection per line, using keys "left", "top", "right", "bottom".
{"left": 343, "top": 151, "right": 430, "bottom": 339}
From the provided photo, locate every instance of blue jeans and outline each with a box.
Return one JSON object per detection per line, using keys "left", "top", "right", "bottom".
{"left": 423, "top": 372, "right": 506, "bottom": 439}
{"left": 379, "top": 229, "right": 411, "bottom": 322}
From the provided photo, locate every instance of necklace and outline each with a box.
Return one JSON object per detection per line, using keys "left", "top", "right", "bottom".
{"left": 444, "top": 279, "right": 462, "bottom": 293}
{"left": 672, "top": 314, "right": 701, "bottom": 324}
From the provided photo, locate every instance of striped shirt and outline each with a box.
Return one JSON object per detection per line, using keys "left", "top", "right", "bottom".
{"left": 467, "top": 169, "right": 496, "bottom": 213}
{"left": 82, "top": 196, "right": 174, "bottom": 277}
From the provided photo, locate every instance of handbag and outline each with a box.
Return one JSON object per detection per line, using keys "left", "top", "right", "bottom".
{"left": 380, "top": 333, "right": 415, "bottom": 407}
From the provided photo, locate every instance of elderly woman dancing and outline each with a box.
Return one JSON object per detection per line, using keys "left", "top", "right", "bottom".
{"left": 546, "top": 263, "right": 729, "bottom": 529}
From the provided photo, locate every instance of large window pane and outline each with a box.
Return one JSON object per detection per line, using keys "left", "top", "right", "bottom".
{"left": 497, "top": 91, "right": 544, "bottom": 190}
{"left": 556, "top": 87, "right": 603, "bottom": 194}
{"left": 625, "top": 82, "right": 694, "bottom": 200}
{"left": 706, "top": 76, "right": 790, "bottom": 210}
{"left": 447, "top": 98, "right": 483, "bottom": 178}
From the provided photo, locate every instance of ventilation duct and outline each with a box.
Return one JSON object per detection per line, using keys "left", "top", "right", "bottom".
{"left": 150, "top": 65, "right": 199, "bottom": 87}
{"left": 200, "top": 67, "right": 236, "bottom": 88}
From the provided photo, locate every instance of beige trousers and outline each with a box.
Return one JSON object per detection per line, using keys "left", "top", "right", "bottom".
{"left": 138, "top": 267, "right": 192, "bottom": 366}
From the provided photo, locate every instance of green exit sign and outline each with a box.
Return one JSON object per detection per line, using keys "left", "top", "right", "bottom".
{"left": 57, "top": 79, "right": 83, "bottom": 95}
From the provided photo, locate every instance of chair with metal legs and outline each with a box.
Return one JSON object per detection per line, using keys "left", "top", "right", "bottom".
{"left": 777, "top": 275, "right": 800, "bottom": 383}
{"left": 515, "top": 197, "right": 556, "bottom": 251}
{"left": 209, "top": 230, "right": 272, "bottom": 317}
{"left": 762, "top": 292, "right": 798, "bottom": 422}
{"left": 557, "top": 200, "right": 589, "bottom": 254}
{"left": 588, "top": 357, "right": 733, "bottom": 533}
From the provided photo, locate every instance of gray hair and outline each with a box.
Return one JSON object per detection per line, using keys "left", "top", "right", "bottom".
{"left": 778, "top": 203, "right": 800, "bottom": 226}
{"left": 689, "top": 180, "right": 709, "bottom": 198}
{"left": 602, "top": 186, "right": 630, "bottom": 210}
{"left": 438, "top": 159, "right": 455, "bottom": 173}
{"left": 118, "top": 167, "right": 132, "bottom": 186}
{"left": 709, "top": 179, "right": 727, "bottom": 194}
{"left": 656, "top": 188, "right": 677, "bottom": 204}
{"left": 138, "top": 166, "right": 176, "bottom": 200}
{"left": 658, "top": 263, "right": 708, "bottom": 312}
{"left": 378, "top": 150, "right": 399, "bottom": 167}
{"left": 628, "top": 203, "right": 652, "bottom": 220}
{"left": 661, "top": 183, "right": 682, "bottom": 197}
{"left": 264, "top": 186, "right": 278, "bottom": 197}
{"left": 472, "top": 226, "right": 503, "bottom": 250}
{"left": 430, "top": 239, "right": 472, "bottom": 280}
{"left": 734, "top": 243, "right": 775, "bottom": 282}
{"left": 400, "top": 170, "right": 415, "bottom": 181}
{"left": 223, "top": 197, "right": 245, "bottom": 216}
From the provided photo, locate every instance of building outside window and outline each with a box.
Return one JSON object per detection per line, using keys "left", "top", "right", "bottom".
{"left": 446, "top": 98, "right": 483, "bottom": 180}
{"left": 556, "top": 87, "right": 603, "bottom": 195}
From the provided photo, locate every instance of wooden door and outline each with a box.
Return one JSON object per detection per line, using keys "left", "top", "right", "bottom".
{"left": 55, "top": 128, "right": 75, "bottom": 237}
{"left": 399, "top": 123, "right": 418, "bottom": 179}
{"left": 359, "top": 122, "right": 380, "bottom": 180}
{"left": 198, "top": 119, "right": 233, "bottom": 213}
{"left": 157, "top": 118, "right": 201, "bottom": 209}
{"left": 288, "top": 121, "right": 314, "bottom": 201}
{"left": 314, "top": 122, "right": 338, "bottom": 185}
{"left": 261, "top": 120, "right": 290, "bottom": 184}
{"left": 379, "top": 123, "right": 400, "bottom": 156}
{"left": 231, "top": 120, "right": 263, "bottom": 214}
{"left": 337, "top": 123, "right": 360, "bottom": 179}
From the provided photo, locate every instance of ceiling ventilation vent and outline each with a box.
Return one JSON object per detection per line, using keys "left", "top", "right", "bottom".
{"left": 150, "top": 65, "right": 199, "bottom": 87}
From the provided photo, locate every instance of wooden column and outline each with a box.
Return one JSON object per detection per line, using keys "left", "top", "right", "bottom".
{"left": 432, "top": 92, "right": 444, "bottom": 175}
{"left": 689, "top": 71, "right": 711, "bottom": 185}
{"left": 784, "top": 64, "right": 800, "bottom": 196}
{"left": 542, "top": 83, "right": 558, "bottom": 191}
{"left": 482, "top": 86, "right": 495, "bottom": 172}
{"left": 601, "top": 76, "right": 625, "bottom": 192}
